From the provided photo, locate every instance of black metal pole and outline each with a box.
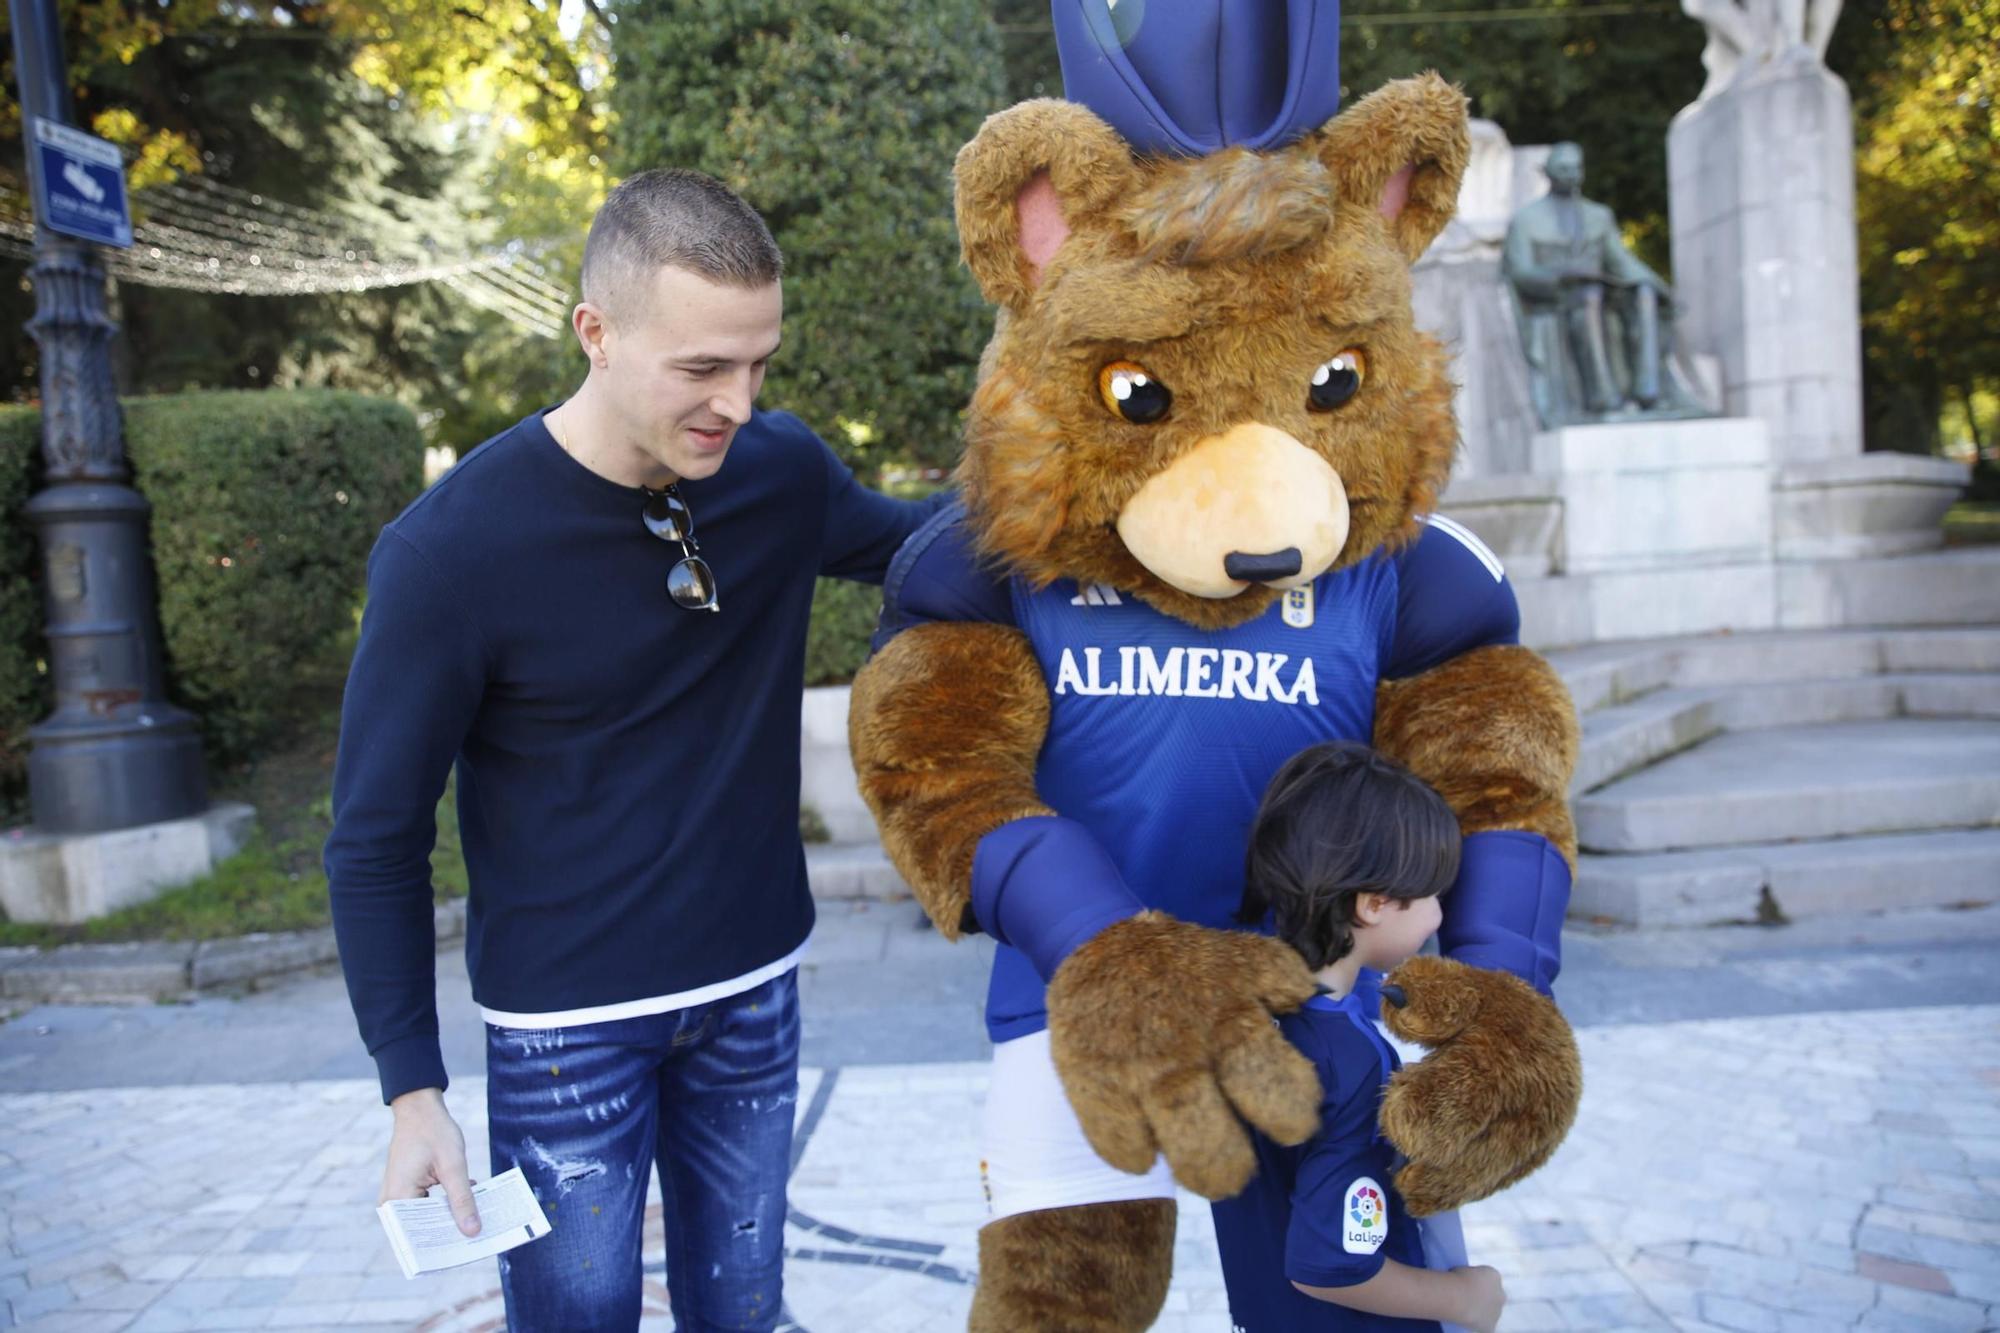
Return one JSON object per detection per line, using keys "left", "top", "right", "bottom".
{"left": 11, "top": 0, "right": 205, "bottom": 834}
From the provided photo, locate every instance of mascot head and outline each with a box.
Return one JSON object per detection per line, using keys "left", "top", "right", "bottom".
{"left": 951, "top": 22, "right": 1471, "bottom": 631}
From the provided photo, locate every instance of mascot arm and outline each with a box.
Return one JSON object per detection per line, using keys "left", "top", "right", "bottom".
{"left": 852, "top": 510, "right": 1320, "bottom": 1198}
{"left": 1378, "top": 519, "right": 1576, "bottom": 991}
{"left": 1369, "top": 520, "right": 1583, "bottom": 1215}
{"left": 852, "top": 505, "right": 1146, "bottom": 946}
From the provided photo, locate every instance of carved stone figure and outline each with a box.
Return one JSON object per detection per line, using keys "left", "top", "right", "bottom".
{"left": 1683, "top": 0, "right": 1842, "bottom": 102}
{"left": 1502, "top": 143, "right": 1710, "bottom": 426}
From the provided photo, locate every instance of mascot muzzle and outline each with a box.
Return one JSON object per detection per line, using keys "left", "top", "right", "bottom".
{"left": 1115, "top": 422, "right": 1350, "bottom": 599}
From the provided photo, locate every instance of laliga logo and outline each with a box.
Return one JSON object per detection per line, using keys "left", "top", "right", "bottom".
{"left": 1342, "top": 1176, "right": 1388, "bottom": 1254}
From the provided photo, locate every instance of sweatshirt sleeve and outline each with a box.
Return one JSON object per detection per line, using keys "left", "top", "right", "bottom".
{"left": 814, "top": 430, "right": 953, "bottom": 583}
{"left": 323, "top": 528, "right": 488, "bottom": 1104}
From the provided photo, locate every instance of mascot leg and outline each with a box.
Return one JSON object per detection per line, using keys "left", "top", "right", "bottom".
{"left": 970, "top": 1199, "right": 1176, "bottom": 1333}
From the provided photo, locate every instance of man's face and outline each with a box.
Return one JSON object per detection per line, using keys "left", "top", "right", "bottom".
{"left": 602, "top": 266, "right": 783, "bottom": 482}
{"left": 1546, "top": 146, "right": 1585, "bottom": 197}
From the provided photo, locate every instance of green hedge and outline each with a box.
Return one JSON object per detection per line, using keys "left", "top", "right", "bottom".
{"left": 0, "top": 390, "right": 423, "bottom": 803}
{"left": 804, "top": 576, "right": 882, "bottom": 687}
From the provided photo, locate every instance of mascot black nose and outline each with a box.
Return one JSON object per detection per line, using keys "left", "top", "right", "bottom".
{"left": 1380, "top": 984, "right": 1408, "bottom": 1010}
{"left": 1224, "top": 548, "right": 1303, "bottom": 582}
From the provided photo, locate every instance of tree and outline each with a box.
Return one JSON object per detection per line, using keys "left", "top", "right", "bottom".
{"left": 0, "top": 1, "right": 611, "bottom": 446}
{"left": 1844, "top": 0, "right": 1998, "bottom": 460}
{"left": 611, "top": 0, "right": 1008, "bottom": 472}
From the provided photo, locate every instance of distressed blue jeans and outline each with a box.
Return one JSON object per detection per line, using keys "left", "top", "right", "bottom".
{"left": 487, "top": 970, "right": 799, "bottom": 1332}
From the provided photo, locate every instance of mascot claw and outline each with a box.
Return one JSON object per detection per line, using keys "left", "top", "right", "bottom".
{"left": 1377, "top": 955, "right": 1583, "bottom": 1215}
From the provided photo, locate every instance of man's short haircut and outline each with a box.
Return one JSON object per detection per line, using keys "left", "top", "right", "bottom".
{"left": 580, "top": 168, "right": 782, "bottom": 318}
{"left": 1237, "top": 741, "right": 1461, "bottom": 971}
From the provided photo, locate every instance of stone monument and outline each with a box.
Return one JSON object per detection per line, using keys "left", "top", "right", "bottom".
{"left": 1668, "top": 0, "right": 1856, "bottom": 463}
{"left": 1407, "top": 0, "right": 1970, "bottom": 647}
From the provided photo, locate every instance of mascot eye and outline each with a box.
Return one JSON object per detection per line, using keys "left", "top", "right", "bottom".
{"left": 1309, "top": 349, "right": 1367, "bottom": 412}
{"left": 1098, "top": 361, "right": 1173, "bottom": 425}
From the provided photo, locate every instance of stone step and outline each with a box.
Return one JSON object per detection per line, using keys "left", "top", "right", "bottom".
{"left": 1575, "top": 718, "right": 2000, "bottom": 853}
{"left": 1572, "top": 670, "right": 2000, "bottom": 794}
{"left": 806, "top": 841, "right": 910, "bottom": 901}
{"left": 1779, "top": 546, "right": 2000, "bottom": 631}
{"left": 1575, "top": 691, "right": 1720, "bottom": 794}
{"left": 1707, "top": 672, "right": 2000, "bottom": 730}
{"left": 1572, "top": 828, "right": 2000, "bottom": 929}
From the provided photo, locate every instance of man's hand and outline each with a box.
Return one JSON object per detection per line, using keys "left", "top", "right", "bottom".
{"left": 383, "top": 1088, "right": 481, "bottom": 1237}
{"left": 1045, "top": 912, "right": 1321, "bottom": 1200}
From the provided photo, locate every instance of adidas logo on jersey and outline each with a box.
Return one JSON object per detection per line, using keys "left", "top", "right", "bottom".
{"left": 1052, "top": 645, "right": 1320, "bottom": 705}
{"left": 1069, "top": 583, "right": 1123, "bottom": 606}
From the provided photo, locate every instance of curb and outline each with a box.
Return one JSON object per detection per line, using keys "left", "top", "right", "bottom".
{"left": 0, "top": 898, "right": 468, "bottom": 1006}
{"left": 0, "top": 843, "right": 909, "bottom": 1008}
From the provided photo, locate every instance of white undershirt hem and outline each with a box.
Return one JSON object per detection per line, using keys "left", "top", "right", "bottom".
{"left": 477, "top": 938, "right": 809, "bottom": 1030}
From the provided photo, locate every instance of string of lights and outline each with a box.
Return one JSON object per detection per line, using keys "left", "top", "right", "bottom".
{"left": 1, "top": 168, "right": 572, "bottom": 338}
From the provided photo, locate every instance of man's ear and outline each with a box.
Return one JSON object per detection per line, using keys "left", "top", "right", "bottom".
{"left": 954, "top": 99, "right": 1139, "bottom": 314}
{"left": 1312, "top": 73, "right": 1471, "bottom": 265}
{"left": 573, "top": 301, "right": 611, "bottom": 370}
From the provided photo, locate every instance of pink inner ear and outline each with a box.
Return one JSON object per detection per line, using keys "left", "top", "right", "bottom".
{"left": 1379, "top": 164, "right": 1416, "bottom": 222}
{"left": 1016, "top": 171, "right": 1070, "bottom": 286}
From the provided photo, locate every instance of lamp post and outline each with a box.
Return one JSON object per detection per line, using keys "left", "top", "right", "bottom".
{"left": 10, "top": 0, "right": 205, "bottom": 833}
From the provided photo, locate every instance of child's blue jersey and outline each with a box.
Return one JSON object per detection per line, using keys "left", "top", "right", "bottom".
{"left": 876, "top": 505, "right": 1521, "bottom": 1041}
{"left": 1212, "top": 978, "right": 1439, "bottom": 1331}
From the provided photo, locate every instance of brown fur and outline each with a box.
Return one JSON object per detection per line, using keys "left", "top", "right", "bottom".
{"left": 950, "top": 76, "right": 1471, "bottom": 628}
{"left": 970, "top": 1200, "right": 1177, "bottom": 1333}
{"left": 847, "top": 70, "right": 1583, "bottom": 1330}
{"left": 1377, "top": 956, "right": 1584, "bottom": 1215}
{"left": 1045, "top": 912, "right": 1321, "bottom": 1198}
{"left": 1374, "top": 645, "right": 1582, "bottom": 865}
{"left": 847, "top": 622, "right": 1055, "bottom": 936}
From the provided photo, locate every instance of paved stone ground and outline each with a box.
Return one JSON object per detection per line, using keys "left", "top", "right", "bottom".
{"left": 5, "top": 903, "right": 2000, "bottom": 1331}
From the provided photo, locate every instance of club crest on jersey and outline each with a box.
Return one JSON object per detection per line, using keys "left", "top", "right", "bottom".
{"left": 1342, "top": 1177, "right": 1388, "bottom": 1255}
{"left": 1051, "top": 645, "right": 1320, "bottom": 705}
{"left": 1281, "top": 586, "right": 1314, "bottom": 628}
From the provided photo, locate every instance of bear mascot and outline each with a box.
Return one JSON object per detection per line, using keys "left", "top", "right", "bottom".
{"left": 849, "top": 5, "right": 1583, "bottom": 1328}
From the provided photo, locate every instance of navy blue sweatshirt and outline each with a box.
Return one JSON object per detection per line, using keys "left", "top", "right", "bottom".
{"left": 324, "top": 407, "right": 938, "bottom": 1103}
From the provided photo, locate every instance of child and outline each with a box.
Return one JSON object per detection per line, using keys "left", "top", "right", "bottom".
{"left": 1211, "top": 740, "right": 1507, "bottom": 1333}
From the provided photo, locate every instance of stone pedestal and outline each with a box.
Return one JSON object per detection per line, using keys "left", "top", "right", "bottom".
{"left": 1669, "top": 57, "right": 1863, "bottom": 463}
{"left": 1773, "top": 453, "right": 1971, "bottom": 560}
{"left": 0, "top": 802, "right": 255, "bottom": 924}
{"left": 1534, "top": 418, "right": 1774, "bottom": 574}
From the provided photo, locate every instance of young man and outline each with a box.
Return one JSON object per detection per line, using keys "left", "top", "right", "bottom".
{"left": 324, "top": 169, "right": 943, "bottom": 1331}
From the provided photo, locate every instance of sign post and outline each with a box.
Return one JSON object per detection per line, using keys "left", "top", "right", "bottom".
{"left": 9, "top": 0, "right": 206, "bottom": 834}
{"left": 28, "top": 118, "right": 135, "bottom": 249}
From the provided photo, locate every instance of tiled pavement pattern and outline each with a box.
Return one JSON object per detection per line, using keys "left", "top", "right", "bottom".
{"left": 5, "top": 1006, "right": 1998, "bottom": 1332}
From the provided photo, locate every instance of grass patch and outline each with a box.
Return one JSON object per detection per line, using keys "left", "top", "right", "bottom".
{"left": 1944, "top": 501, "right": 2000, "bottom": 545}
{"left": 0, "top": 700, "right": 468, "bottom": 948}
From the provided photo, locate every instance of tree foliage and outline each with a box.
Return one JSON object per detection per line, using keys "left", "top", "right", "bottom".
{"left": 1847, "top": 0, "right": 1998, "bottom": 457}
{"left": 610, "top": 0, "right": 1008, "bottom": 471}
{"left": 0, "top": 1, "right": 610, "bottom": 449}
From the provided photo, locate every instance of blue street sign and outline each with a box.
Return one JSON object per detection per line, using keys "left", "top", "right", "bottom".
{"left": 29, "top": 117, "right": 133, "bottom": 249}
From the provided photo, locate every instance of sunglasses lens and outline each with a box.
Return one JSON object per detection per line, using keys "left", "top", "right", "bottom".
{"left": 667, "top": 556, "right": 717, "bottom": 610}
{"left": 643, "top": 491, "right": 692, "bottom": 542}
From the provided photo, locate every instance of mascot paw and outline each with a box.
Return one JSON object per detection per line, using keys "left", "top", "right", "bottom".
{"left": 1045, "top": 912, "right": 1320, "bottom": 1200}
{"left": 1377, "top": 955, "right": 1581, "bottom": 1215}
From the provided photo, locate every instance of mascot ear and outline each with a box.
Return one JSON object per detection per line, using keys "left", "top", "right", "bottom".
{"left": 954, "top": 98, "right": 1139, "bottom": 313}
{"left": 1313, "top": 73, "right": 1471, "bottom": 265}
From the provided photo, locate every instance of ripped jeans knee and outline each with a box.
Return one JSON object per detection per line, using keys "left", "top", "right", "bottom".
{"left": 486, "top": 971, "right": 800, "bottom": 1332}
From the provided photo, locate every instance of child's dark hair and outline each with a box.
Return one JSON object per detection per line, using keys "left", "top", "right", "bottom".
{"left": 1237, "top": 741, "right": 1461, "bottom": 970}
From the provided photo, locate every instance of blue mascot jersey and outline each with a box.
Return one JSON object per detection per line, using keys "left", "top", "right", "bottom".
{"left": 876, "top": 506, "right": 1521, "bottom": 1041}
